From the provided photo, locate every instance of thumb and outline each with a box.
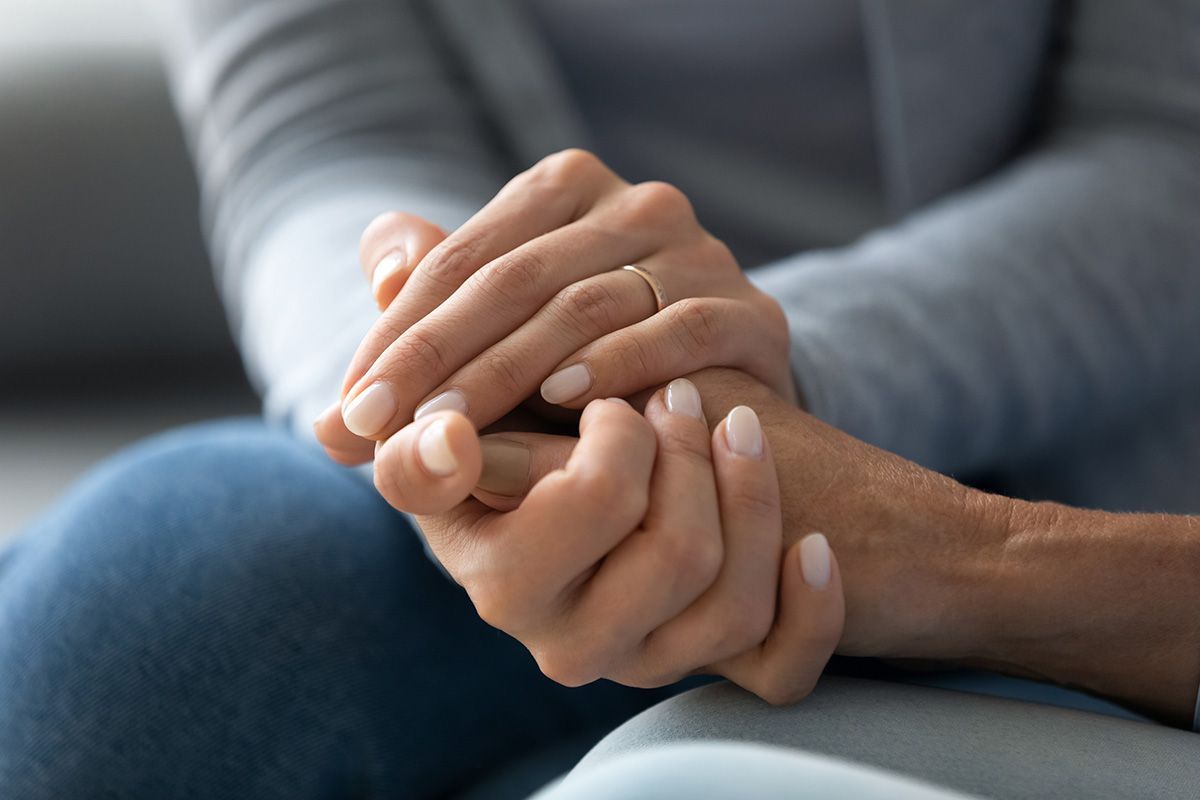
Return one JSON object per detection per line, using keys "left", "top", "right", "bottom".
{"left": 473, "top": 432, "right": 579, "bottom": 511}
{"left": 359, "top": 211, "right": 448, "bottom": 310}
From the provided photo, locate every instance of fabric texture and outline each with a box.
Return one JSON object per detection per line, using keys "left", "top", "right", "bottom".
{"left": 0, "top": 421, "right": 672, "bottom": 799}
{"left": 521, "top": 0, "right": 884, "bottom": 265}
{"left": 574, "top": 678, "right": 1200, "bottom": 800}
{"left": 148, "top": 0, "right": 1200, "bottom": 511}
{"left": 146, "top": 0, "right": 1200, "bottom": 740}
{"left": 534, "top": 742, "right": 979, "bottom": 800}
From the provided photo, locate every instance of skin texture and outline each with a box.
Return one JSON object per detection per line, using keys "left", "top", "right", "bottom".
{"left": 319, "top": 150, "right": 1200, "bottom": 724}
{"left": 314, "top": 149, "right": 794, "bottom": 462}
{"left": 372, "top": 367, "right": 1200, "bottom": 726}
{"left": 372, "top": 388, "right": 846, "bottom": 704}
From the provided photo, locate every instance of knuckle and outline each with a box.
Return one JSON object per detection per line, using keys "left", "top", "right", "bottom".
{"left": 701, "top": 613, "right": 757, "bottom": 662}
{"left": 421, "top": 237, "right": 485, "bottom": 290}
{"left": 534, "top": 645, "right": 602, "bottom": 688}
{"left": 668, "top": 298, "right": 724, "bottom": 359}
{"left": 572, "top": 467, "right": 649, "bottom": 520}
{"left": 654, "top": 527, "right": 722, "bottom": 591}
{"left": 555, "top": 281, "right": 621, "bottom": 338}
{"left": 717, "top": 596, "right": 775, "bottom": 655}
{"left": 476, "top": 349, "right": 529, "bottom": 397}
{"left": 467, "top": 576, "right": 521, "bottom": 633}
{"left": 759, "top": 679, "right": 809, "bottom": 707}
{"left": 362, "top": 315, "right": 408, "bottom": 360}
{"left": 699, "top": 234, "right": 736, "bottom": 266}
{"left": 391, "top": 326, "right": 452, "bottom": 379}
{"left": 755, "top": 293, "right": 791, "bottom": 356}
{"left": 531, "top": 148, "right": 603, "bottom": 190}
{"left": 724, "top": 481, "right": 779, "bottom": 521}
{"left": 624, "top": 181, "right": 694, "bottom": 226}
{"left": 746, "top": 595, "right": 776, "bottom": 645}
{"left": 607, "top": 330, "right": 658, "bottom": 378}
{"left": 656, "top": 424, "right": 713, "bottom": 466}
{"left": 475, "top": 250, "right": 549, "bottom": 304}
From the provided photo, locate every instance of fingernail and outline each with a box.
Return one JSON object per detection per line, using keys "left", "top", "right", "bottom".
{"left": 414, "top": 389, "right": 469, "bottom": 421}
{"left": 477, "top": 437, "right": 531, "bottom": 497}
{"left": 342, "top": 382, "right": 397, "bottom": 437}
{"left": 724, "top": 405, "right": 763, "bottom": 459}
{"left": 541, "top": 364, "right": 592, "bottom": 405}
{"left": 665, "top": 378, "right": 702, "bottom": 418}
{"left": 606, "top": 397, "right": 631, "bottom": 408}
{"left": 371, "top": 249, "right": 407, "bottom": 297}
{"left": 799, "top": 532, "right": 832, "bottom": 589}
{"left": 417, "top": 418, "right": 458, "bottom": 477}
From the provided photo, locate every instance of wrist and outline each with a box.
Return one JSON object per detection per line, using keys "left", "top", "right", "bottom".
{"left": 967, "top": 500, "right": 1200, "bottom": 725}
{"left": 833, "top": 483, "right": 1015, "bottom": 663}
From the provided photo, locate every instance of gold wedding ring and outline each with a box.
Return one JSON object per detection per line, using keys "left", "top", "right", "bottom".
{"left": 620, "top": 264, "right": 669, "bottom": 313}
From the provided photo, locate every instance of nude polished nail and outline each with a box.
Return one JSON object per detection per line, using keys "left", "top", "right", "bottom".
{"left": 665, "top": 378, "right": 703, "bottom": 418}
{"left": 418, "top": 418, "right": 458, "bottom": 477}
{"left": 342, "top": 382, "right": 397, "bottom": 437}
{"left": 800, "top": 532, "right": 832, "bottom": 589}
{"left": 414, "top": 389, "right": 469, "bottom": 420}
{"left": 477, "top": 437, "right": 531, "bottom": 497}
{"left": 724, "top": 405, "right": 764, "bottom": 458}
{"left": 540, "top": 364, "right": 592, "bottom": 405}
{"left": 372, "top": 249, "right": 407, "bottom": 297}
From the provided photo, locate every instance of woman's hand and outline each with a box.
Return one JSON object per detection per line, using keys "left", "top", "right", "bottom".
{"left": 371, "top": 380, "right": 842, "bottom": 702}
{"left": 314, "top": 149, "right": 794, "bottom": 464}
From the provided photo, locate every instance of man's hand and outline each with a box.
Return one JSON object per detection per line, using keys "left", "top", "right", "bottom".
{"left": 313, "top": 149, "right": 795, "bottom": 465}
{"left": 370, "top": 380, "right": 844, "bottom": 703}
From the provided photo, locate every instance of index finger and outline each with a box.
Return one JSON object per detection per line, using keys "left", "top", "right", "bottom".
{"left": 340, "top": 150, "right": 621, "bottom": 398}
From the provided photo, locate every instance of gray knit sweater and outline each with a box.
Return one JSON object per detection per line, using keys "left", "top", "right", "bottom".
{"left": 149, "top": 0, "right": 1200, "bottom": 512}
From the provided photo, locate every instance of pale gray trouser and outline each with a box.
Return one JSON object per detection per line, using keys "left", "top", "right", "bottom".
{"left": 536, "top": 677, "right": 1200, "bottom": 800}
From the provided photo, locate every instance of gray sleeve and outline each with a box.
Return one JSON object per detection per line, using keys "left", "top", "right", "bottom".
{"left": 148, "top": 0, "right": 510, "bottom": 436}
{"left": 752, "top": 1, "right": 1200, "bottom": 474}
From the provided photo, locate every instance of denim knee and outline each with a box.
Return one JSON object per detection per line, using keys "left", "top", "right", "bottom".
{"left": 0, "top": 420, "right": 449, "bottom": 797}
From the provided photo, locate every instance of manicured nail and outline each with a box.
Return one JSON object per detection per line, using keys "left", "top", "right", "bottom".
{"left": 371, "top": 249, "right": 407, "bottom": 298}
{"left": 541, "top": 364, "right": 593, "bottom": 405}
{"left": 417, "top": 418, "right": 458, "bottom": 477}
{"left": 724, "top": 405, "right": 763, "bottom": 458}
{"left": 342, "top": 382, "right": 397, "bottom": 437}
{"left": 477, "top": 437, "right": 531, "bottom": 497}
{"left": 415, "top": 389, "right": 468, "bottom": 420}
{"left": 799, "top": 532, "right": 832, "bottom": 589}
{"left": 665, "top": 378, "right": 702, "bottom": 418}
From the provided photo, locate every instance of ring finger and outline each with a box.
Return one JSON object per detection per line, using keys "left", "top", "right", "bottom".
{"left": 339, "top": 221, "right": 675, "bottom": 440}
{"left": 408, "top": 265, "right": 664, "bottom": 431}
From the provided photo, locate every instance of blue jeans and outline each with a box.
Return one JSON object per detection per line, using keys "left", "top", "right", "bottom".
{"left": 0, "top": 420, "right": 671, "bottom": 799}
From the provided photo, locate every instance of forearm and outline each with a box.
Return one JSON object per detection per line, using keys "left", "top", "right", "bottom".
{"left": 689, "top": 368, "right": 1200, "bottom": 725}
{"left": 840, "top": 476, "right": 1200, "bottom": 726}
{"left": 150, "top": 0, "right": 507, "bottom": 433}
{"left": 961, "top": 500, "right": 1200, "bottom": 726}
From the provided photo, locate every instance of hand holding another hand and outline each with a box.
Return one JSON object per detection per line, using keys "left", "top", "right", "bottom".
{"left": 314, "top": 149, "right": 795, "bottom": 465}
{"left": 373, "top": 379, "right": 844, "bottom": 704}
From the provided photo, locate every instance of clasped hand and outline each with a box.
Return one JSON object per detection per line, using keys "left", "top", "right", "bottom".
{"left": 374, "top": 381, "right": 843, "bottom": 703}
{"left": 315, "top": 149, "right": 844, "bottom": 703}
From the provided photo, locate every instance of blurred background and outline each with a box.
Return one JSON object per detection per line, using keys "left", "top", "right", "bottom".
{"left": 0, "top": 0, "right": 257, "bottom": 538}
